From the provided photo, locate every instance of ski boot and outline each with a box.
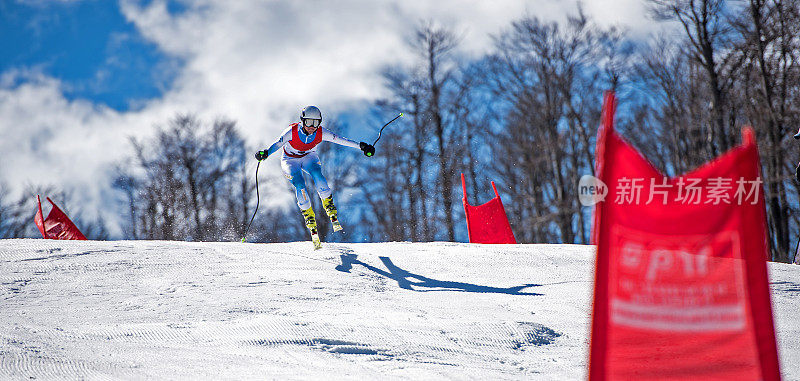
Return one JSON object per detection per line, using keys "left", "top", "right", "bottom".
{"left": 301, "top": 207, "right": 322, "bottom": 250}
{"left": 322, "top": 196, "right": 343, "bottom": 232}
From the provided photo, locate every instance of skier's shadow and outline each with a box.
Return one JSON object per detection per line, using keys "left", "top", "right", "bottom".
{"left": 335, "top": 251, "right": 542, "bottom": 296}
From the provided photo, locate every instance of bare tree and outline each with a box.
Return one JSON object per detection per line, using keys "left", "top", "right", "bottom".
{"left": 731, "top": 0, "right": 800, "bottom": 261}
{"left": 117, "top": 114, "right": 253, "bottom": 241}
{"left": 359, "top": 22, "right": 466, "bottom": 242}
{"left": 379, "top": 68, "right": 432, "bottom": 241}
{"left": 649, "top": 0, "right": 742, "bottom": 155}
{"left": 486, "top": 12, "right": 609, "bottom": 243}
{"left": 413, "top": 21, "right": 462, "bottom": 242}
{"left": 631, "top": 0, "right": 800, "bottom": 261}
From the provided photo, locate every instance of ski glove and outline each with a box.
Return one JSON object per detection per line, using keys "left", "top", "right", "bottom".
{"left": 255, "top": 150, "right": 268, "bottom": 161}
{"left": 360, "top": 142, "right": 375, "bottom": 157}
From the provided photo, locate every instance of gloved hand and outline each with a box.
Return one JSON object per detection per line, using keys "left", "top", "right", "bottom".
{"left": 360, "top": 142, "right": 375, "bottom": 157}
{"left": 255, "top": 150, "right": 268, "bottom": 161}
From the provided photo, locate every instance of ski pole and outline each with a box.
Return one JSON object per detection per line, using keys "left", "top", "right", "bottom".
{"left": 241, "top": 161, "right": 261, "bottom": 242}
{"left": 371, "top": 113, "right": 404, "bottom": 147}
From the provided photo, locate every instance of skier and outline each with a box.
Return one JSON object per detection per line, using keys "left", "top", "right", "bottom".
{"left": 254, "top": 105, "right": 375, "bottom": 249}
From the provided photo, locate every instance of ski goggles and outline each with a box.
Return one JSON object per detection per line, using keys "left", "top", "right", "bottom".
{"left": 302, "top": 118, "right": 321, "bottom": 128}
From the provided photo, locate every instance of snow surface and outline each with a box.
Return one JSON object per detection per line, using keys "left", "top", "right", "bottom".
{"left": 0, "top": 239, "right": 797, "bottom": 380}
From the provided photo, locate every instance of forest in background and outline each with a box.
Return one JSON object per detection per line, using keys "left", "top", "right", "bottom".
{"left": 2, "top": 0, "right": 798, "bottom": 262}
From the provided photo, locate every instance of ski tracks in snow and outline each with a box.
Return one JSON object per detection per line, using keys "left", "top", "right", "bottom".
{"left": 0, "top": 239, "right": 575, "bottom": 379}
{"left": 1, "top": 239, "right": 798, "bottom": 379}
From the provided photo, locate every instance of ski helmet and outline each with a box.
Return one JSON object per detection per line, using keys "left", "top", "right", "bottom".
{"left": 300, "top": 106, "right": 322, "bottom": 128}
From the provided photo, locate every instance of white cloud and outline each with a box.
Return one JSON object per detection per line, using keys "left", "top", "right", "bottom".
{"left": 0, "top": 0, "right": 659, "bottom": 237}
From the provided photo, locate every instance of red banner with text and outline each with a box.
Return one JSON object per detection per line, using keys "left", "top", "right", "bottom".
{"left": 589, "top": 92, "right": 780, "bottom": 380}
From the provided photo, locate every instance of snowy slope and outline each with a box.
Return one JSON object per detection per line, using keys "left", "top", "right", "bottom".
{"left": 0, "top": 239, "right": 797, "bottom": 380}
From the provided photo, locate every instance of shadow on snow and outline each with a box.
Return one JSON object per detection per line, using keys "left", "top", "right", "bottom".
{"left": 335, "top": 250, "right": 542, "bottom": 296}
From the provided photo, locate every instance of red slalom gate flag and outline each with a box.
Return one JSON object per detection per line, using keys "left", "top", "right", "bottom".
{"left": 589, "top": 92, "right": 780, "bottom": 380}
{"left": 34, "top": 196, "right": 87, "bottom": 240}
{"left": 461, "top": 173, "right": 516, "bottom": 244}
{"left": 34, "top": 195, "right": 48, "bottom": 238}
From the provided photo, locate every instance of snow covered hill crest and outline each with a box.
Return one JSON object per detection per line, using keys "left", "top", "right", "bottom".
{"left": 1, "top": 239, "right": 798, "bottom": 380}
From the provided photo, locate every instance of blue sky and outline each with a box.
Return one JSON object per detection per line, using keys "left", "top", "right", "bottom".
{"left": 0, "top": 0, "right": 183, "bottom": 110}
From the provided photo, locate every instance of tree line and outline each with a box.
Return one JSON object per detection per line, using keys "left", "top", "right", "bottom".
{"left": 2, "top": 1, "right": 798, "bottom": 262}
{"left": 349, "top": 1, "right": 800, "bottom": 262}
